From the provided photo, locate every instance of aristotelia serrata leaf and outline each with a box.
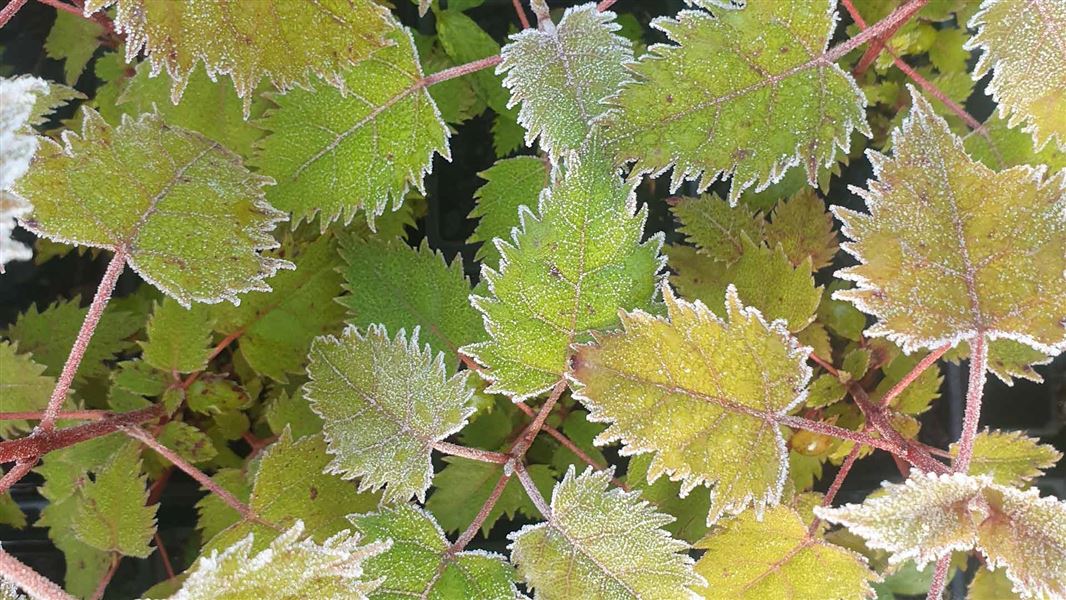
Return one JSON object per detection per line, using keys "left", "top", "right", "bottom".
{"left": 833, "top": 88, "right": 1066, "bottom": 355}
{"left": 949, "top": 430, "right": 1062, "bottom": 487}
{"left": 508, "top": 467, "right": 704, "bottom": 600}
{"left": 470, "top": 156, "right": 550, "bottom": 265}
{"left": 305, "top": 326, "right": 475, "bottom": 503}
{"left": 570, "top": 283, "right": 812, "bottom": 523}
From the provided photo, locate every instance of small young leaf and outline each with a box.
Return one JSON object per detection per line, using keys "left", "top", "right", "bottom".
{"left": 140, "top": 298, "right": 214, "bottom": 374}
{"left": 0, "top": 341, "right": 55, "bottom": 437}
{"left": 470, "top": 156, "right": 550, "bottom": 265}
{"left": 44, "top": 11, "right": 103, "bottom": 86}
{"left": 427, "top": 457, "right": 554, "bottom": 537}
{"left": 871, "top": 351, "right": 943, "bottom": 415}
{"left": 165, "top": 522, "right": 388, "bottom": 600}
{"left": 509, "top": 467, "right": 703, "bottom": 600}
{"left": 71, "top": 443, "right": 157, "bottom": 558}
{"left": 816, "top": 471, "right": 1066, "bottom": 599}
{"left": 349, "top": 504, "right": 517, "bottom": 599}
{"left": 949, "top": 430, "right": 1062, "bottom": 487}
{"left": 154, "top": 421, "right": 217, "bottom": 466}
{"left": 964, "top": 114, "right": 1066, "bottom": 172}
{"left": 693, "top": 506, "right": 877, "bottom": 599}
{"left": 946, "top": 338, "right": 1053, "bottom": 385}
{"left": 264, "top": 389, "right": 323, "bottom": 440}
{"left": 626, "top": 454, "right": 711, "bottom": 544}
{"left": 833, "top": 89, "right": 1066, "bottom": 354}
{"left": 967, "top": 567, "right": 1025, "bottom": 600}
{"left": 306, "top": 326, "right": 475, "bottom": 503}
{"left": 570, "top": 284, "right": 812, "bottom": 523}
{"left": 499, "top": 3, "right": 632, "bottom": 156}
{"left": 462, "top": 148, "right": 663, "bottom": 400}
{"left": 764, "top": 190, "right": 838, "bottom": 270}
{"left": 670, "top": 194, "right": 763, "bottom": 265}
{"left": 14, "top": 109, "right": 291, "bottom": 306}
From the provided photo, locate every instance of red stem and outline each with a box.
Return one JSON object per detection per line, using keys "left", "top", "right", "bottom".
{"left": 926, "top": 555, "right": 951, "bottom": 600}
{"left": 878, "top": 343, "right": 951, "bottom": 409}
{"left": 511, "top": 0, "right": 530, "bottom": 29}
{"left": 0, "top": 459, "right": 36, "bottom": 495}
{"left": 514, "top": 461, "right": 551, "bottom": 517}
{"left": 848, "top": 386, "right": 945, "bottom": 473}
{"left": 596, "top": 0, "right": 617, "bottom": 10}
{"left": 0, "top": 410, "right": 109, "bottom": 421}
{"left": 0, "top": 405, "right": 165, "bottom": 464}
{"left": 450, "top": 470, "right": 512, "bottom": 552}
{"left": 154, "top": 532, "right": 176, "bottom": 580}
{"left": 0, "top": 546, "right": 75, "bottom": 600}
{"left": 0, "top": 0, "right": 28, "bottom": 27}
{"left": 35, "top": 0, "right": 81, "bottom": 17}
{"left": 807, "top": 445, "right": 862, "bottom": 536}
{"left": 433, "top": 441, "right": 510, "bottom": 464}
{"left": 422, "top": 56, "right": 502, "bottom": 87}
{"left": 952, "top": 334, "right": 987, "bottom": 472}
{"left": 89, "top": 554, "right": 119, "bottom": 600}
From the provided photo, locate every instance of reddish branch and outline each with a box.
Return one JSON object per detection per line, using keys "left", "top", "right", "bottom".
{"left": 0, "top": 0, "right": 28, "bottom": 27}
{"left": 0, "top": 546, "right": 76, "bottom": 600}
{"left": 0, "top": 410, "right": 109, "bottom": 421}
{"left": 952, "top": 334, "right": 988, "bottom": 472}
{"left": 433, "top": 441, "right": 510, "bottom": 464}
{"left": 878, "top": 343, "right": 952, "bottom": 408}
{"left": 511, "top": 0, "right": 531, "bottom": 30}
{"left": 514, "top": 461, "right": 551, "bottom": 517}
{"left": 0, "top": 460, "right": 36, "bottom": 495}
{"left": 450, "top": 470, "right": 512, "bottom": 553}
{"left": 0, "top": 405, "right": 165, "bottom": 464}
{"left": 90, "top": 554, "right": 120, "bottom": 600}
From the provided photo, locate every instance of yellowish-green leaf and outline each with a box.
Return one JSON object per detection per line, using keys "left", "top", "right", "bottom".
{"left": 0, "top": 341, "right": 55, "bottom": 438}
{"left": 967, "top": 567, "right": 1030, "bottom": 600}
{"left": 626, "top": 454, "right": 710, "bottom": 544}
{"left": 45, "top": 11, "right": 104, "bottom": 85}
{"left": 71, "top": 443, "right": 157, "bottom": 558}
{"left": 949, "top": 430, "right": 1062, "bottom": 487}
{"left": 84, "top": 0, "right": 394, "bottom": 114}
{"left": 571, "top": 284, "right": 812, "bottom": 522}
{"left": 693, "top": 506, "right": 877, "bottom": 599}
{"left": 816, "top": 471, "right": 1066, "bottom": 599}
{"left": 140, "top": 298, "right": 213, "bottom": 373}
{"left": 947, "top": 338, "right": 1053, "bottom": 385}
{"left": 599, "top": 0, "right": 868, "bottom": 203}
{"left": 965, "top": 114, "right": 1066, "bottom": 172}
{"left": 833, "top": 89, "right": 1066, "bottom": 354}
{"left": 965, "top": 0, "right": 1066, "bottom": 151}
{"left": 253, "top": 25, "right": 448, "bottom": 229}
{"left": 427, "top": 457, "right": 554, "bottom": 538}
{"left": 764, "top": 190, "right": 838, "bottom": 270}
{"left": 509, "top": 467, "right": 703, "bottom": 600}
{"left": 670, "top": 194, "right": 763, "bottom": 265}
{"left": 470, "top": 156, "right": 550, "bottom": 265}
{"left": 0, "top": 489, "right": 27, "bottom": 529}
{"left": 306, "top": 326, "right": 474, "bottom": 503}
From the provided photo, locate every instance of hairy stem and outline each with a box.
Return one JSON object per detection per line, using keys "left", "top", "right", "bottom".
{"left": 952, "top": 334, "right": 988, "bottom": 472}
{"left": 154, "top": 533, "right": 176, "bottom": 581}
{"left": 807, "top": 445, "right": 862, "bottom": 536}
{"left": 422, "top": 56, "right": 502, "bottom": 87}
{"left": 515, "top": 461, "right": 551, "bottom": 518}
{"left": 0, "top": 0, "right": 28, "bottom": 27}
{"left": 432, "top": 441, "right": 510, "bottom": 464}
{"left": 510, "top": 381, "right": 567, "bottom": 458}
{"left": 35, "top": 0, "right": 82, "bottom": 17}
{"left": 0, "top": 405, "right": 165, "bottom": 464}
{"left": 513, "top": 401, "right": 629, "bottom": 490}
{"left": 0, "top": 460, "right": 36, "bottom": 495}
{"left": 878, "top": 343, "right": 952, "bottom": 408}
{"left": 596, "top": 0, "right": 617, "bottom": 11}
{"left": 89, "top": 553, "right": 120, "bottom": 600}
{"left": 0, "top": 546, "right": 76, "bottom": 600}
{"left": 39, "top": 247, "right": 127, "bottom": 433}
{"left": 825, "top": 0, "right": 930, "bottom": 63}
{"left": 926, "top": 555, "right": 951, "bottom": 600}
{"left": 512, "top": 0, "right": 530, "bottom": 29}
{"left": 0, "top": 410, "right": 109, "bottom": 421}
{"left": 450, "top": 470, "right": 512, "bottom": 553}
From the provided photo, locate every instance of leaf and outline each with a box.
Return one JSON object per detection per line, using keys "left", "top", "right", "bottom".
{"left": 253, "top": 25, "right": 448, "bottom": 229}
{"left": 510, "top": 467, "right": 702, "bottom": 599}
{"left": 947, "top": 338, "right": 1053, "bottom": 385}
{"left": 549, "top": 410, "right": 607, "bottom": 473}
{"left": 337, "top": 237, "right": 484, "bottom": 361}
{"left": 306, "top": 325, "right": 475, "bottom": 503}
{"left": 499, "top": 3, "right": 632, "bottom": 156}
{"left": 967, "top": 567, "right": 1027, "bottom": 600}
{"left": 670, "top": 194, "right": 763, "bottom": 265}
{"left": 211, "top": 233, "right": 346, "bottom": 381}
{"left": 570, "top": 284, "right": 812, "bottom": 523}
{"left": 44, "top": 11, "right": 103, "bottom": 85}
{"left": 436, "top": 10, "right": 509, "bottom": 114}
{"left": 693, "top": 506, "right": 877, "bottom": 599}
{"left": 626, "top": 454, "right": 710, "bottom": 544}
{"left": 0, "top": 341, "right": 55, "bottom": 438}
{"left": 71, "top": 442, "right": 157, "bottom": 558}
{"left": 666, "top": 237, "right": 822, "bottom": 332}
{"left": 462, "top": 148, "right": 663, "bottom": 401}
{"left": 15, "top": 109, "right": 291, "bottom": 306}
{"left": 165, "top": 521, "right": 388, "bottom": 600}
{"left": 832, "top": 88, "right": 1066, "bottom": 354}
{"left": 264, "top": 388, "right": 323, "bottom": 440}
{"left": 470, "top": 156, "right": 550, "bottom": 265}
{"left": 871, "top": 351, "right": 942, "bottom": 415}
{"left": 349, "top": 504, "right": 517, "bottom": 599}
{"left": 140, "top": 298, "right": 214, "bottom": 374}
{"left": 427, "top": 457, "right": 554, "bottom": 537}
{"left": 599, "top": 0, "right": 868, "bottom": 203}
{"left": 815, "top": 471, "right": 1066, "bottom": 599}
{"left": 965, "top": 0, "right": 1066, "bottom": 151}
{"left": 84, "top": 0, "right": 394, "bottom": 114}
{"left": 949, "top": 430, "right": 1062, "bottom": 487}
{"left": 817, "top": 281, "right": 867, "bottom": 342}
{"left": 964, "top": 114, "right": 1066, "bottom": 172}
{"left": 0, "top": 490, "right": 27, "bottom": 529}
{"left": 764, "top": 190, "right": 838, "bottom": 270}
{"left": 195, "top": 468, "right": 249, "bottom": 543}
{"left": 154, "top": 420, "right": 217, "bottom": 466}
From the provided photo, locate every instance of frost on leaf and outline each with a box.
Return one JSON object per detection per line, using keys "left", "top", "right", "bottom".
{"left": 83, "top": 0, "right": 394, "bottom": 115}
{"left": 570, "top": 284, "right": 812, "bottom": 523}
{"left": 349, "top": 504, "right": 517, "bottom": 599}
{"left": 471, "top": 156, "right": 551, "bottom": 265}
{"left": 833, "top": 89, "right": 1066, "bottom": 355}
{"left": 71, "top": 443, "right": 158, "bottom": 558}
{"left": 815, "top": 471, "right": 1066, "bottom": 599}
{"left": 461, "top": 147, "right": 663, "bottom": 401}
{"left": 598, "top": 0, "right": 868, "bottom": 204}
{"left": 670, "top": 194, "right": 764, "bottom": 265}
{"left": 693, "top": 506, "right": 877, "bottom": 599}
{"left": 965, "top": 0, "right": 1066, "bottom": 151}
{"left": 253, "top": 25, "right": 449, "bottom": 230}
{"left": 13, "top": 109, "right": 291, "bottom": 306}
{"left": 764, "top": 190, "right": 838, "bottom": 271}
{"left": 498, "top": 3, "right": 632, "bottom": 157}
{"left": 305, "top": 326, "right": 475, "bottom": 503}
{"left": 509, "top": 467, "right": 703, "bottom": 600}
{"left": 0, "top": 580, "right": 26, "bottom": 600}
{"left": 949, "top": 430, "right": 1062, "bottom": 487}
{"left": 165, "top": 521, "right": 389, "bottom": 600}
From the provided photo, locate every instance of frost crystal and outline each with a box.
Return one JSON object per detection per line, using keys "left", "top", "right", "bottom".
{"left": 0, "top": 76, "right": 50, "bottom": 272}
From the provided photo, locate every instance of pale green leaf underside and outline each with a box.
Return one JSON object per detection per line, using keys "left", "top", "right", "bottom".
{"left": 15, "top": 109, "right": 291, "bottom": 306}
{"left": 350, "top": 504, "right": 516, "bottom": 599}
{"left": 470, "top": 156, "right": 550, "bottom": 265}
{"left": 253, "top": 26, "right": 449, "bottom": 229}
{"left": 833, "top": 90, "right": 1066, "bottom": 354}
{"left": 571, "top": 284, "right": 812, "bottom": 523}
{"left": 599, "top": 0, "right": 868, "bottom": 203}
{"left": 85, "top": 0, "right": 394, "bottom": 113}
{"left": 306, "top": 326, "right": 474, "bottom": 503}
{"left": 462, "top": 149, "right": 663, "bottom": 401}
{"left": 509, "top": 467, "right": 703, "bottom": 600}
{"left": 499, "top": 3, "right": 633, "bottom": 157}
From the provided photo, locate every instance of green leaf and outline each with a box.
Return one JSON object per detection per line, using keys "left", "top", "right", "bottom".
{"left": 549, "top": 410, "right": 607, "bottom": 474}
{"left": 253, "top": 25, "right": 448, "bottom": 229}
{"left": 816, "top": 472, "right": 1066, "bottom": 599}
{"left": 84, "top": 0, "right": 394, "bottom": 113}
{"left": 44, "top": 11, "right": 103, "bottom": 85}
{"left": 871, "top": 351, "right": 942, "bottom": 415}
{"left": 154, "top": 420, "right": 217, "bottom": 466}
{"left": 337, "top": 237, "right": 484, "bottom": 361}
{"left": 15, "top": 109, "right": 291, "bottom": 306}
{"left": 264, "top": 388, "right": 323, "bottom": 440}
{"left": 499, "top": 4, "right": 632, "bottom": 156}
{"left": 0, "top": 489, "right": 27, "bottom": 529}
{"left": 166, "top": 522, "right": 388, "bottom": 600}
{"left": 436, "top": 10, "right": 509, "bottom": 114}
{"left": 71, "top": 443, "right": 157, "bottom": 558}
{"left": 462, "top": 148, "right": 663, "bottom": 400}
{"left": 510, "top": 467, "right": 702, "bottom": 600}
{"left": 427, "top": 457, "right": 554, "bottom": 537}
{"left": 966, "top": 0, "right": 1066, "bottom": 151}
{"left": 964, "top": 114, "right": 1066, "bottom": 172}
{"left": 212, "top": 233, "right": 346, "bottom": 381}
{"left": 0, "top": 341, "right": 55, "bottom": 438}
{"left": 470, "top": 156, "right": 550, "bottom": 265}
{"left": 306, "top": 326, "right": 474, "bottom": 503}
{"left": 670, "top": 194, "right": 763, "bottom": 265}
{"left": 693, "top": 506, "right": 876, "bottom": 599}
{"left": 817, "top": 281, "right": 867, "bottom": 342}
{"left": 140, "top": 298, "right": 214, "bottom": 373}
{"left": 967, "top": 567, "right": 1026, "bottom": 600}
{"left": 349, "top": 504, "right": 517, "bottom": 599}
{"left": 833, "top": 89, "right": 1066, "bottom": 354}
{"left": 764, "top": 190, "right": 838, "bottom": 270}
{"left": 949, "top": 430, "right": 1062, "bottom": 487}
{"left": 570, "top": 284, "right": 812, "bottom": 522}
{"left": 626, "top": 454, "right": 710, "bottom": 544}
{"left": 599, "top": 0, "right": 868, "bottom": 203}
{"left": 195, "top": 468, "right": 250, "bottom": 543}
{"left": 420, "top": 44, "right": 481, "bottom": 125}
{"left": 946, "top": 338, "right": 1053, "bottom": 385}
{"left": 666, "top": 236, "right": 822, "bottom": 332}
